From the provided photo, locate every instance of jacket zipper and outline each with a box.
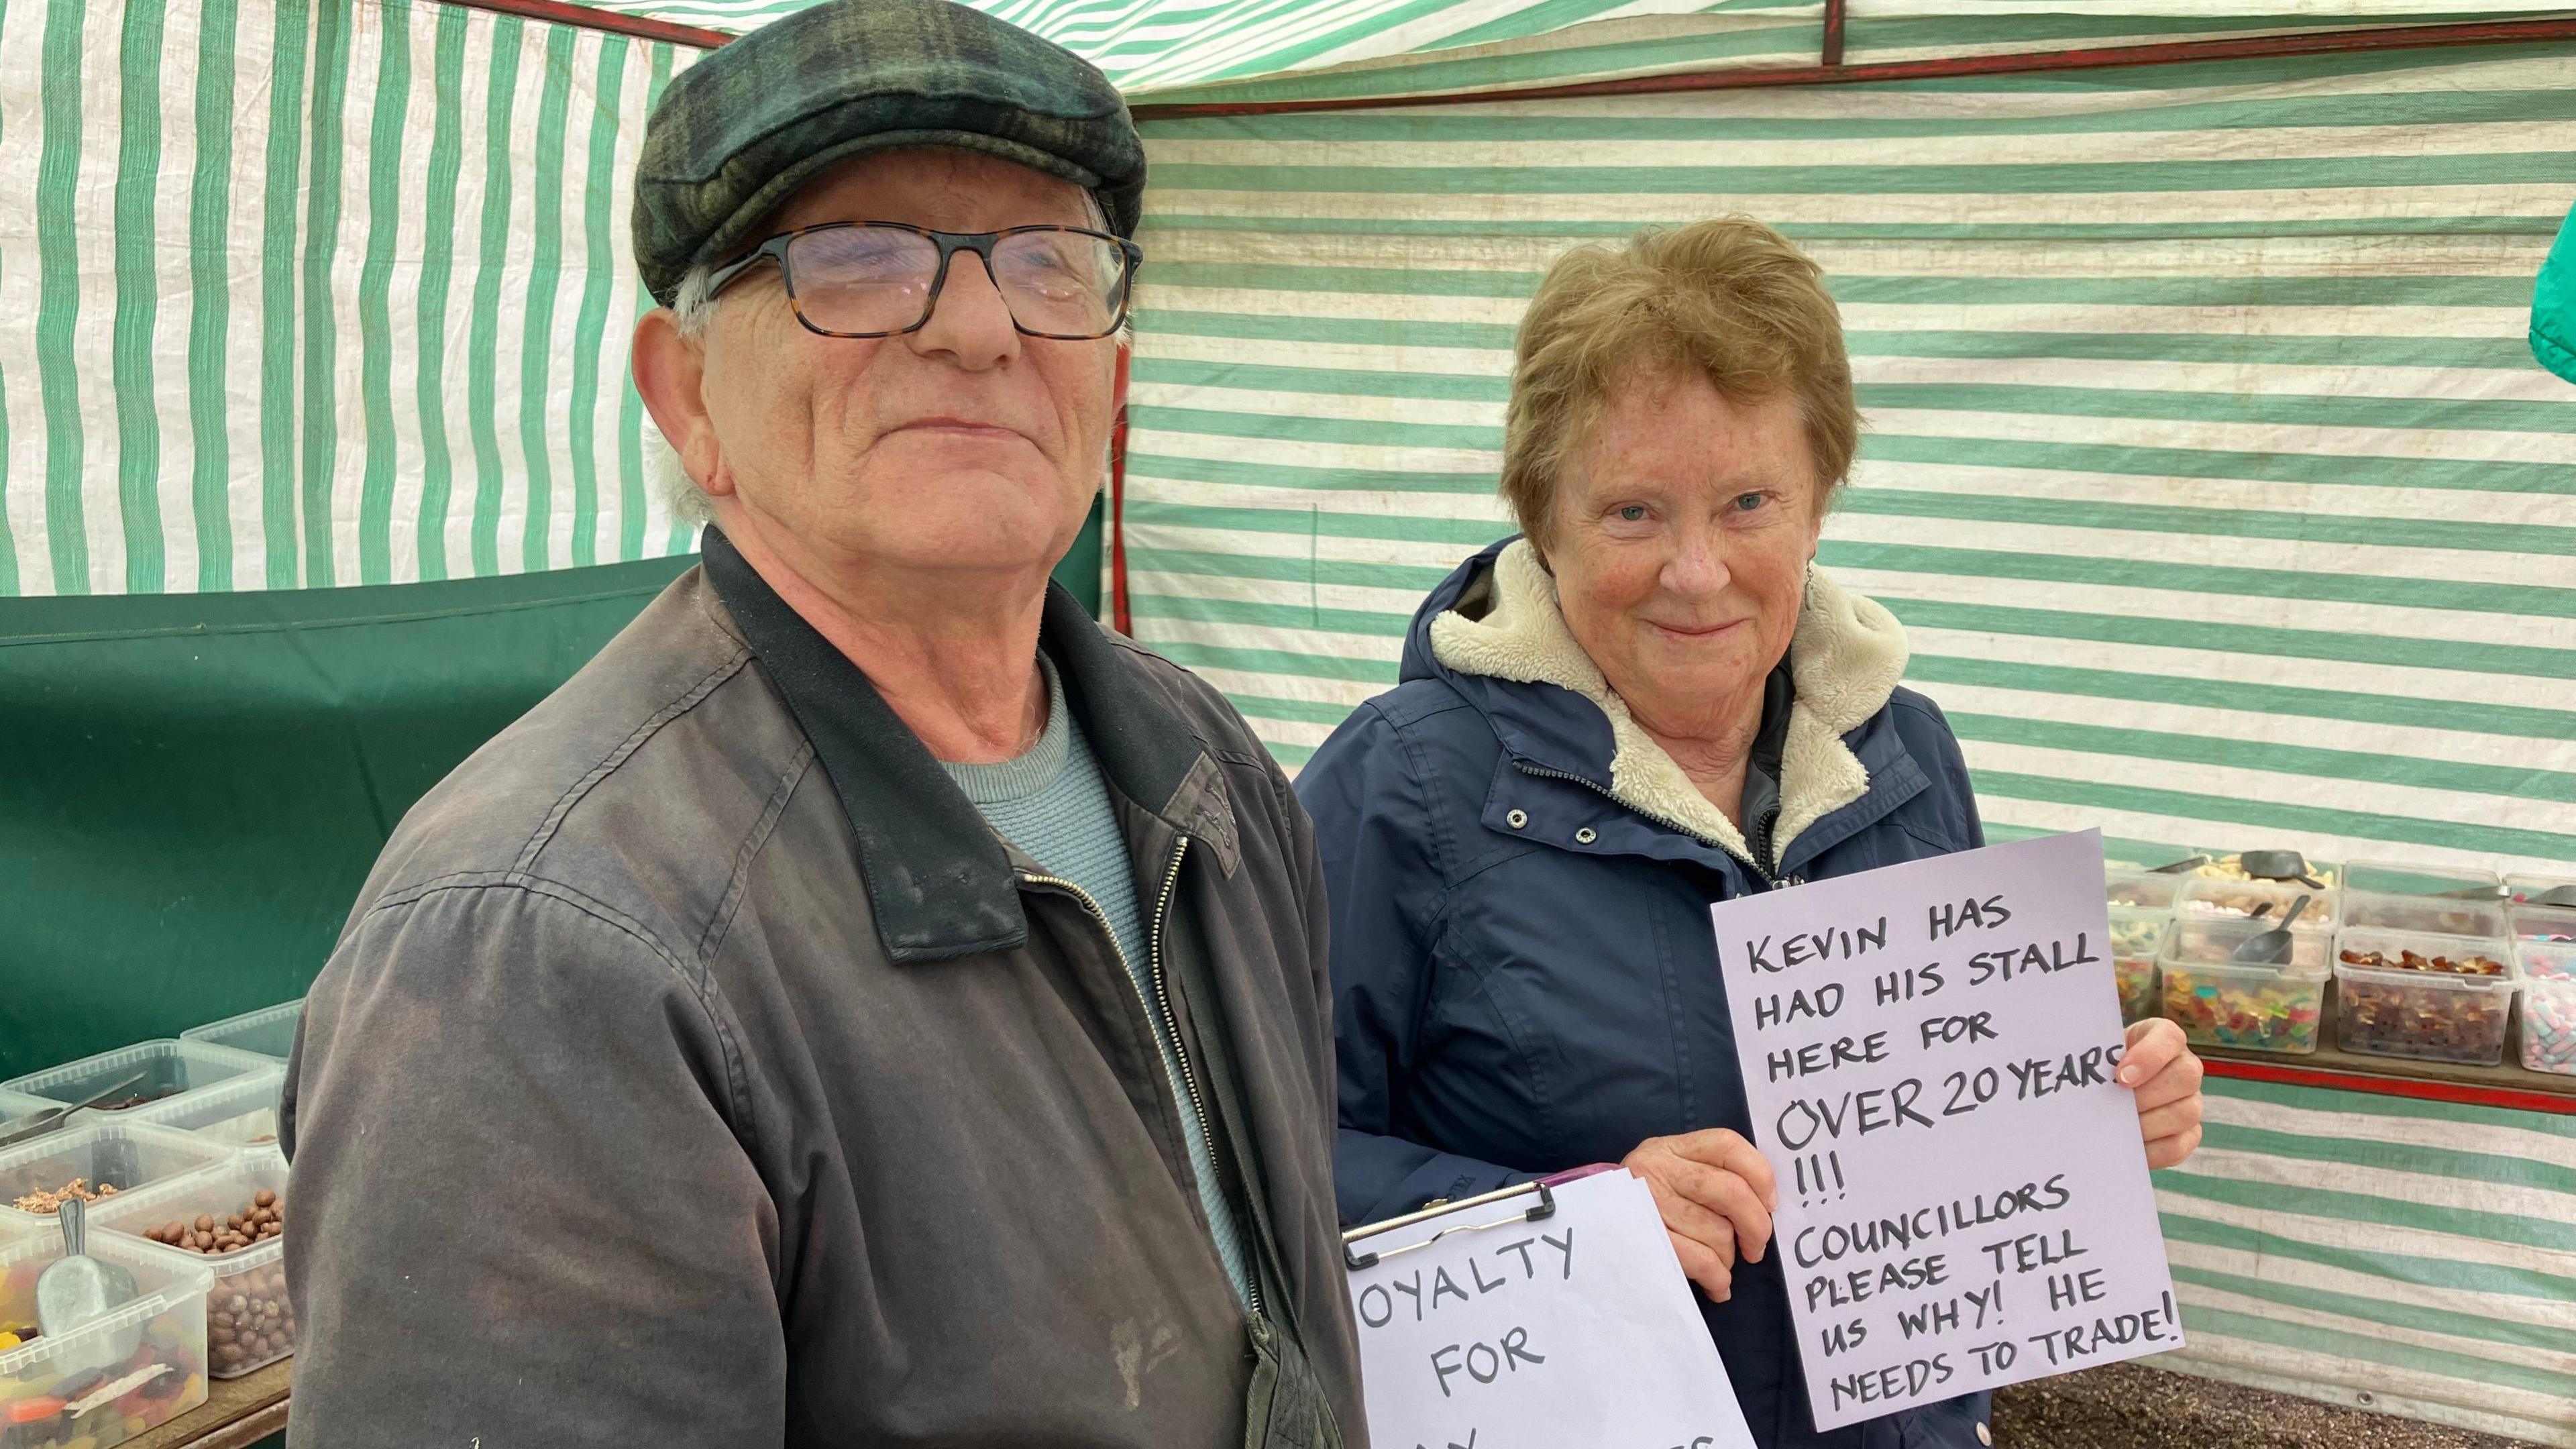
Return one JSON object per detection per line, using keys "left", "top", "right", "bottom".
{"left": 1511, "top": 761, "right": 1796, "bottom": 890}
{"left": 1026, "top": 838, "right": 1265, "bottom": 1317}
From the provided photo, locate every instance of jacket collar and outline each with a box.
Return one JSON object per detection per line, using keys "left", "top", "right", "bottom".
{"left": 1424, "top": 537, "right": 1912, "bottom": 870}
{"left": 700, "top": 527, "right": 1225, "bottom": 963}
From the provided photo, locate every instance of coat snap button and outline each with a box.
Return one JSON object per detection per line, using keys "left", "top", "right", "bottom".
{"left": 1505, "top": 809, "right": 1529, "bottom": 830}
{"left": 1574, "top": 827, "right": 1597, "bottom": 845}
{"left": 1976, "top": 1424, "right": 1991, "bottom": 1446}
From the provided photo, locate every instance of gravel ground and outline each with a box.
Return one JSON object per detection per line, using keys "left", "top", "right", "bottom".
{"left": 1992, "top": 1363, "right": 2548, "bottom": 1449}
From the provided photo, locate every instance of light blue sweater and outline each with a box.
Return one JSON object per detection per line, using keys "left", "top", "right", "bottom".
{"left": 939, "top": 656, "right": 1252, "bottom": 1305}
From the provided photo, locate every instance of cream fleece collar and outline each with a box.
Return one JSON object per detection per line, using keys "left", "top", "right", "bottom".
{"left": 1428, "top": 539, "right": 1911, "bottom": 871}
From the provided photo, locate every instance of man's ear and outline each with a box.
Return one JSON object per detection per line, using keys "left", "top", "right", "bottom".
{"left": 632, "top": 310, "right": 730, "bottom": 498}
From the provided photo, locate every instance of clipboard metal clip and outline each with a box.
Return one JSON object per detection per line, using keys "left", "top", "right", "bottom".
{"left": 1342, "top": 1179, "right": 1558, "bottom": 1273}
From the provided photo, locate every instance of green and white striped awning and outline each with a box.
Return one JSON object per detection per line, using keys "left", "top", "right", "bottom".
{"left": 1115, "top": 41, "right": 2576, "bottom": 883}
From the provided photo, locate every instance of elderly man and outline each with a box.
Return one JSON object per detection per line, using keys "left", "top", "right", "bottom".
{"left": 278, "top": 2, "right": 1360, "bottom": 1444}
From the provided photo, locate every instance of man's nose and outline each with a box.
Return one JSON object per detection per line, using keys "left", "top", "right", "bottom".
{"left": 907, "top": 250, "right": 1019, "bottom": 368}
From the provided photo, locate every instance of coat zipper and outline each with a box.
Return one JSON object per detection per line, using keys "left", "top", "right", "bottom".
{"left": 1511, "top": 761, "right": 1795, "bottom": 890}
{"left": 1025, "top": 837, "right": 1265, "bottom": 1317}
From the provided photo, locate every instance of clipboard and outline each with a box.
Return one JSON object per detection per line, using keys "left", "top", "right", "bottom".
{"left": 1338, "top": 1163, "right": 1617, "bottom": 1272}
{"left": 1334, "top": 1163, "right": 1759, "bottom": 1449}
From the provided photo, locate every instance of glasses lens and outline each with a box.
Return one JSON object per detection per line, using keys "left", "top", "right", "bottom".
{"left": 786, "top": 226, "right": 941, "bottom": 335}
{"left": 991, "top": 229, "right": 1130, "bottom": 337}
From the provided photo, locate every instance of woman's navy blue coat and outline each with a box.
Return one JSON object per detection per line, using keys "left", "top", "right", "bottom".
{"left": 1298, "top": 539, "right": 1994, "bottom": 1449}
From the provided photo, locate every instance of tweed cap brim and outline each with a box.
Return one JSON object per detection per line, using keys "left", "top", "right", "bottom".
{"left": 632, "top": 0, "right": 1144, "bottom": 308}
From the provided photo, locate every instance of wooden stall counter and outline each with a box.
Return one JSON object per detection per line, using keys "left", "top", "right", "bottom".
{"left": 125, "top": 1361, "right": 288, "bottom": 1449}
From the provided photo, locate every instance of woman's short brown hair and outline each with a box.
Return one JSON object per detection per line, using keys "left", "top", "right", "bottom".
{"left": 1498, "top": 217, "right": 1857, "bottom": 549}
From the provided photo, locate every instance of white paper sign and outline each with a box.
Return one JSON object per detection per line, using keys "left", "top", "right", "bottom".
{"left": 1346, "top": 1169, "right": 1758, "bottom": 1449}
{"left": 1711, "top": 830, "right": 2182, "bottom": 1431}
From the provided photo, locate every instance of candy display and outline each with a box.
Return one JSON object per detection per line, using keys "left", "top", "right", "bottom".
{"left": 2180, "top": 877, "right": 2341, "bottom": 930}
{"left": 2333, "top": 929, "right": 2518, "bottom": 1067}
{"left": 87, "top": 1155, "right": 294, "bottom": 1380}
{"left": 2518, "top": 942, "right": 2576, "bottom": 1078}
{"left": 2157, "top": 918, "right": 2328, "bottom": 1053}
{"left": 0, "top": 1238, "right": 208, "bottom": 1448}
{"left": 6, "top": 1181, "right": 117, "bottom": 1218}
{"left": 0, "top": 1123, "right": 231, "bottom": 1229}
{"left": 2160, "top": 961, "right": 2324, "bottom": 1053}
{"left": 140, "top": 1191, "right": 282, "bottom": 1256}
{"left": 204, "top": 1267, "right": 294, "bottom": 1378}
{"left": 1, "top": 1042, "right": 268, "bottom": 1122}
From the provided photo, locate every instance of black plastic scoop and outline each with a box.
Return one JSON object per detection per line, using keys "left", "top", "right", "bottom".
{"left": 2531, "top": 885, "right": 2576, "bottom": 909}
{"left": 2147, "top": 855, "right": 2210, "bottom": 875}
{"left": 2233, "top": 894, "right": 2313, "bottom": 965}
{"left": 2237, "top": 850, "right": 2325, "bottom": 889}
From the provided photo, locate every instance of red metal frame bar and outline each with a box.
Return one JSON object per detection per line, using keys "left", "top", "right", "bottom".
{"left": 1820, "top": 0, "right": 1847, "bottom": 68}
{"left": 1109, "top": 352, "right": 1134, "bottom": 636}
{"left": 1129, "top": 15, "right": 2576, "bottom": 118}
{"left": 435, "top": 0, "right": 731, "bottom": 49}
{"left": 2202, "top": 1056, "right": 2576, "bottom": 1118}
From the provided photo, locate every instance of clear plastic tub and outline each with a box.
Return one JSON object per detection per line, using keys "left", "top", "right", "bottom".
{"left": 2510, "top": 904, "right": 2576, "bottom": 945}
{"left": 0, "top": 1089, "right": 51, "bottom": 1136}
{"left": 0, "top": 1226, "right": 211, "bottom": 1446}
{"left": 2158, "top": 918, "right": 2330, "bottom": 1053}
{"left": 2104, "top": 867, "right": 2182, "bottom": 912}
{"left": 2517, "top": 940, "right": 2576, "bottom": 1077}
{"left": 2107, "top": 906, "right": 2168, "bottom": 1024}
{"left": 2191, "top": 852, "right": 2340, "bottom": 888}
{"left": 1, "top": 1041, "right": 274, "bottom": 1119}
{"left": 0, "top": 1121, "right": 235, "bottom": 1229}
{"left": 118, "top": 1072, "right": 285, "bottom": 1150}
{"left": 2342, "top": 889, "right": 2508, "bottom": 941}
{"left": 2332, "top": 927, "right": 2518, "bottom": 1067}
{"left": 2506, "top": 873, "right": 2576, "bottom": 910}
{"left": 87, "top": 1150, "right": 294, "bottom": 1379}
{"left": 2341, "top": 861, "right": 2503, "bottom": 901}
{"left": 2179, "top": 877, "right": 2341, "bottom": 931}
{"left": 177, "top": 1001, "right": 303, "bottom": 1063}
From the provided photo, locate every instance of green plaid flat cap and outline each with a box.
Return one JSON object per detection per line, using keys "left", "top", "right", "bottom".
{"left": 632, "top": 0, "right": 1144, "bottom": 307}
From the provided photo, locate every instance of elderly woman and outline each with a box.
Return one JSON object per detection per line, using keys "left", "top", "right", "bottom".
{"left": 1297, "top": 218, "right": 2206, "bottom": 1449}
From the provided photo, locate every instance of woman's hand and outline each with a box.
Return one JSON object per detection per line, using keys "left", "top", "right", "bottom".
{"left": 2121, "top": 1018, "right": 2206, "bottom": 1168}
{"left": 1621, "top": 1128, "right": 1777, "bottom": 1303}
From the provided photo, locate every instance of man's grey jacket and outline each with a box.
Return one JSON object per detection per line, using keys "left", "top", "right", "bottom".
{"left": 280, "top": 531, "right": 1364, "bottom": 1447}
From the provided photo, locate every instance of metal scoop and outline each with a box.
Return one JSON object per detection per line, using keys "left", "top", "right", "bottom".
{"left": 35, "top": 1197, "right": 143, "bottom": 1371}
{"left": 2232, "top": 894, "right": 2313, "bottom": 965}
{"left": 2532, "top": 885, "right": 2576, "bottom": 909}
{"left": 0, "top": 1071, "right": 150, "bottom": 1149}
{"left": 2147, "top": 855, "right": 2210, "bottom": 875}
{"left": 2237, "top": 850, "right": 2325, "bottom": 889}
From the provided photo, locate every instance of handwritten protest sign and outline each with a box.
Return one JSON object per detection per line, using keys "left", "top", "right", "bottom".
{"left": 1345, "top": 1169, "right": 1756, "bottom": 1449}
{"left": 1711, "top": 829, "right": 2181, "bottom": 1431}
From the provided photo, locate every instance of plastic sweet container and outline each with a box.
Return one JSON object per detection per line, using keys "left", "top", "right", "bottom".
{"left": 2104, "top": 867, "right": 2182, "bottom": 912}
{"left": 2158, "top": 918, "right": 2330, "bottom": 1053}
{"left": 117, "top": 1073, "right": 284, "bottom": 1152}
{"left": 177, "top": 1002, "right": 303, "bottom": 1064}
{"left": 1, "top": 1042, "right": 275, "bottom": 1122}
{"left": 2506, "top": 873, "right": 2576, "bottom": 909}
{"left": 2340, "top": 861, "right": 2504, "bottom": 901}
{"left": 2332, "top": 927, "right": 2519, "bottom": 1067}
{"left": 2178, "top": 877, "right": 2341, "bottom": 931}
{"left": 2510, "top": 904, "right": 2576, "bottom": 946}
{"left": 87, "top": 1150, "right": 294, "bottom": 1380}
{"left": 0, "top": 1226, "right": 212, "bottom": 1447}
{"left": 2341, "top": 889, "right": 2509, "bottom": 942}
{"left": 2106, "top": 906, "right": 2168, "bottom": 1024}
{"left": 0, "top": 1091, "right": 49, "bottom": 1134}
{"left": 2516, "top": 940, "right": 2576, "bottom": 1077}
{"left": 0, "top": 1122, "right": 235, "bottom": 1230}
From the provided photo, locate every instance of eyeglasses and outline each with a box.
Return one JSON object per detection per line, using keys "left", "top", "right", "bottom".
{"left": 703, "top": 221, "right": 1143, "bottom": 341}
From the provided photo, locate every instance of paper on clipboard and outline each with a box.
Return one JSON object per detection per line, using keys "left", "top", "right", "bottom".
{"left": 1342, "top": 1169, "right": 1756, "bottom": 1449}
